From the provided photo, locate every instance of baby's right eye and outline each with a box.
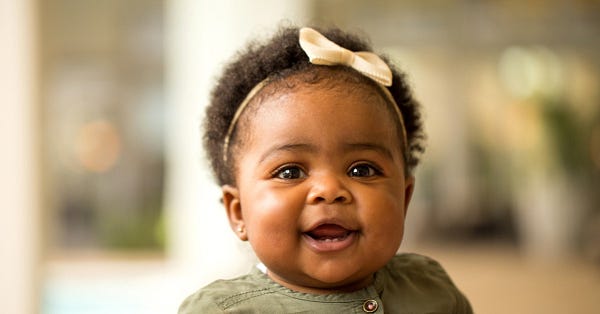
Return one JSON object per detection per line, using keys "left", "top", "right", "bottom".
{"left": 273, "top": 165, "right": 307, "bottom": 180}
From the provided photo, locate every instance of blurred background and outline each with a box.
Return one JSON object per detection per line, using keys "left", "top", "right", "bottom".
{"left": 1, "top": 0, "right": 599, "bottom": 313}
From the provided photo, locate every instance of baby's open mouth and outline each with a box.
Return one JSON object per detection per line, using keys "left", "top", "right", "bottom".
{"left": 304, "top": 224, "right": 354, "bottom": 242}
{"left": 302, "top": 223, "right": 358, "bottom": 252}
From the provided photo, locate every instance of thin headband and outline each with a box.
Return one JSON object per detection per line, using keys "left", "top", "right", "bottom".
{"left": 222, "top": 27, "right": 408, "bottom": 162}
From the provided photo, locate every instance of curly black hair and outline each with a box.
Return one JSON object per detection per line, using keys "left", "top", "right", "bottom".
{"left": 203, "top": 25, "right": 426, "bottom": 186}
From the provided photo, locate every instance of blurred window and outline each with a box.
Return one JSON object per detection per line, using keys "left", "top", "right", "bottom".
{"left": 40, "top": 0, "right": 165, "bottom": 252}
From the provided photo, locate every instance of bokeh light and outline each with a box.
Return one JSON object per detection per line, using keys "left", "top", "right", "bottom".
{"left": 74, "top": 120, "right": 122, "bottom": 173}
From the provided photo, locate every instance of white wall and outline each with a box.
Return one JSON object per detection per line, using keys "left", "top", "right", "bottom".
{"left": 0, "top": 0, "right": 41, "bottom": 313}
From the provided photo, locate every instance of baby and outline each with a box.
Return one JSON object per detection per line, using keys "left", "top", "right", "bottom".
{"left": 179, "top": 26, "right": 472, "bottom": 313}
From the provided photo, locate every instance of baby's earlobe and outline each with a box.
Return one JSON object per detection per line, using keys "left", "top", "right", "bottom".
{"left": 222, "top": 184, "right": 246, "bottom": 239}
{"left": 235, "top": 225, "right": 248, "bottom": 241}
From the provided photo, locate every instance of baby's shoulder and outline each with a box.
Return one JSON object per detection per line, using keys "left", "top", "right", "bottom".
{"left": 386, "top": 253, "right": 449, "bottom": 275}
{"left": 379, "top": 253, "right": 473, "bottom": 313}
{"left": 384, "top": 253, "right": 461, "bottom": 291}
{"left": 178, "top": 271, "right": 275, "bottom": 313}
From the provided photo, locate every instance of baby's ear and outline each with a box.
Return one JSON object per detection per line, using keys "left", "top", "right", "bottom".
{"left": 221, "top": 185, "right": 248, "bottom": 241}
{"left": 403, "top": 176, "right": 415, "bottom": 216}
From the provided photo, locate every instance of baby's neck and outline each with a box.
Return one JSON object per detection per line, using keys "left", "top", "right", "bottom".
{"left": 263, "top": 266, "right": 375, "bottom": 295}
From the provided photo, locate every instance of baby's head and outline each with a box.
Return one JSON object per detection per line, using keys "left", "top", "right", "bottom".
{"left": 203, "top": 26, "right": 426, "bottom": 293}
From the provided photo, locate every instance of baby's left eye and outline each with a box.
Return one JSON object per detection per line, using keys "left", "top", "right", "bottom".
{"left": 348, "top": 164, "right": 381, "bottom": 177}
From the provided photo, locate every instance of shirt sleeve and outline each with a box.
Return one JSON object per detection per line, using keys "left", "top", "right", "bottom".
{"left": 383, "top": 254, "right": 474, "bottom": 314}
{"left": 422, "top": 256, "right": 473, "bottom": 314}
{"left": 453, "top": 288, "right": 474, "bottom": 314}
{"left": 178, "top": 289, "right": 225, "bottom": 314}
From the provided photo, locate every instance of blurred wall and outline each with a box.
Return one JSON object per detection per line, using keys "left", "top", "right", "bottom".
{"left": 0, "top": 0, "right": 41, "bottom": 313}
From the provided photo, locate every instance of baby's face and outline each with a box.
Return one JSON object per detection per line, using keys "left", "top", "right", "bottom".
{"left": 223, "top": 81, "right": 414, "bottom": 293}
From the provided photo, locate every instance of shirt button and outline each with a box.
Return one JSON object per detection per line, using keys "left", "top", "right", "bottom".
{"left": 362, "top": 299, "right": 378, "bottom": 313}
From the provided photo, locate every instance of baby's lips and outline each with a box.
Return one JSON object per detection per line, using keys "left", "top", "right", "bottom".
{"left": 307, "top": 224, "right": 351, "bottom": 238}
{"left": 302, "top": 222, "right": 358, "bottom": 252}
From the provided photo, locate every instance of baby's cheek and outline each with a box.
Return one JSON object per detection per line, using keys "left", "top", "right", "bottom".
{"left": 362, "top": 207, "right": 405, "bottom": 248}
{"left": 244, "top": 196, "right": 301, "bottom": 242}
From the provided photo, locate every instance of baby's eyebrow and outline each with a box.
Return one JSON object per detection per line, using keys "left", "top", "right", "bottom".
{"left": 342, "top": 142, "right": 394, "bottom": 160}
{"left": 257, "top": 142, "right": 395, "bottom": 164}
{"left": 258, "top": 143, "right": 316, "bottom": 163}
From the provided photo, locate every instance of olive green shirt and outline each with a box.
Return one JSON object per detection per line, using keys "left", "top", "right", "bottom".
{"left": 179, "top": 253, "right": 473, "bottom": 313}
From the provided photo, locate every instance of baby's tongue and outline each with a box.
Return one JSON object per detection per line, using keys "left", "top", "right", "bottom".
{"left": 308, "top": 224, "right": 349, "bottom": 239}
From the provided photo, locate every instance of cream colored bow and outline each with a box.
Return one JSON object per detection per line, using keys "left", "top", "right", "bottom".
{"left": 299, "top": 27, "right": 392, "bottom": 86}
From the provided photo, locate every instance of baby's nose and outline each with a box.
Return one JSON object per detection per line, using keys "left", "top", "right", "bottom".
{"left": 306, "top": 172, "right": 352, "bottom": 204}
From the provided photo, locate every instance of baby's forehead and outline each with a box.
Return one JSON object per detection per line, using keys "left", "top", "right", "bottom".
{"left": 232, "top": 65, "right": 407, "bottom": 154}
{"left": 240, "top": 70, "right": 403, "bottom": 137}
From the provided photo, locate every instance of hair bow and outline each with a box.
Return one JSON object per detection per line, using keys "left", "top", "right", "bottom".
{"left": 299, "top": 27, "right": 392, "bottom": 86}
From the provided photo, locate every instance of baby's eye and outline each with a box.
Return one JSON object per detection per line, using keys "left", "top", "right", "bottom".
{"left": 348, "top": 163, "right": 381, "bottom": 178}
{"left": 274, "top": 165, "right": 307, "bottom": 180}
